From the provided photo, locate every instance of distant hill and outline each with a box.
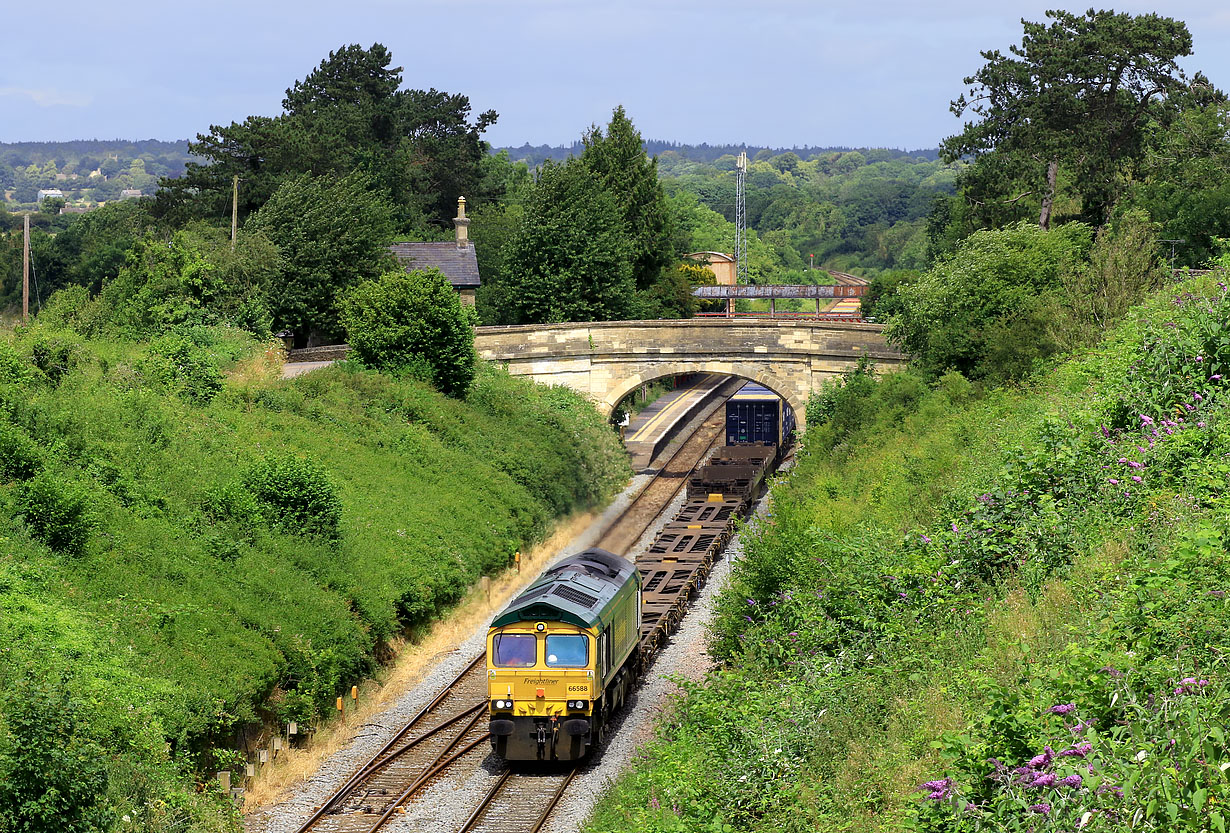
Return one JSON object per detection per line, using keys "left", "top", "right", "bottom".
{"left": 495, "top": 140, "right": 941, "bottom": 167}
{"left": 0, "top": 139, "right": 193, "bottom": 208}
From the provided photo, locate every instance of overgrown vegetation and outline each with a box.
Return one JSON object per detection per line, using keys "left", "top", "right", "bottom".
{"left": 587, "top": 272, "right": 1230, "bottom": 832}
{"left": 0, "top": 320, "right": 628, "bottom": 832}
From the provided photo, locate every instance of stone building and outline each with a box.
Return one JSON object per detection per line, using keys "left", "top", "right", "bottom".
{"left": 389, "top": 197, "right": 480, "bottom": 305}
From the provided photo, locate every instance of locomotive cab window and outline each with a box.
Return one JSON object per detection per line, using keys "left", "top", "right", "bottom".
{"left": 544, "top": 635, "right": 588, "bottom": 667}
{"left": 492, "top": 633, "right": 537, "bottom": 667}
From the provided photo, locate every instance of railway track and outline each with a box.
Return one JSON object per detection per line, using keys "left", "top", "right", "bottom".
{"left": 594, "top": 379, "right": 741, "bottom": 557}
{"left": 292, "top": 381, "right": 747, "bottom": 833}
{"left": 458, "top": 768, "right": 577, "bottom": 833}
{"left": 293, "top": 657, "right": 490, "bottom": 833}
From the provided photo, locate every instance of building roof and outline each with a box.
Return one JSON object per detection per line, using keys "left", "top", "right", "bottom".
{"left": 685, "top": 251, "right": 736, "bottom": 263}
{"left": 389, "top": 241, "right": 481, "bottom": 289}
{"left": 692, "top": 283, "right": 866, "bottom": 299}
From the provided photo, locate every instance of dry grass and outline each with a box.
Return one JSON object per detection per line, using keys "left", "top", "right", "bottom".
{"left": 225, "top": 341, "right": 285, "bottom": 407}
{"left": 985, "top": 582, "right": 1080, "bottom": 686}
{"left": 241, "top": 509, "right": 602, "bottom": 812}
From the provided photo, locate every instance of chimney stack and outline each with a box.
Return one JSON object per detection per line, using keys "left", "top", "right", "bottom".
{"left": 454, "top": 196, "right": 470, "bottom": 248}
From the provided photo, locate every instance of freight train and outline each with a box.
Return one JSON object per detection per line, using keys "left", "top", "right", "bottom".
{"left": 488, "top": 382, "right": 794, "bottom": 762}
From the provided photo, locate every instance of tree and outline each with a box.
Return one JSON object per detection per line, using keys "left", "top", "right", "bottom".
{"left": 246, "top": 171, "right": 396, "bottom": 342}
{"left": 942, "top": 10, "right": 1194, "bottom": 229}
{"left": 500, "top": 159, "right": 634, "bottom": 324}
{"left": 163, "top": 43, "right": 498, "bottom": 231}
{"left": 580, "top": 106, "right": 675, "bottom": 292}
{"left": 340, "top": 268, "right": 477, "bottom": 397}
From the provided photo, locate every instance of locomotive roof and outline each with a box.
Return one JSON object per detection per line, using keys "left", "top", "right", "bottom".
{"left": 490, "top": 548, "right": 638, "bottom": 630}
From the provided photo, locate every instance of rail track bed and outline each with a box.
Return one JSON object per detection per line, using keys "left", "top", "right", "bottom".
{"left": 290, "top": 382, "right": 783, "bottom": 833}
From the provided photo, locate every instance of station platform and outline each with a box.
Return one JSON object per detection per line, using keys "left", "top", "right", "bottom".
{"left": 623, "top": 374, "right": 729, "bottom": 471}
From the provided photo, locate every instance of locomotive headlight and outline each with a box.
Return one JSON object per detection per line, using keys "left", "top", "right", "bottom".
{"left": 493, "top": 699, "right": 512, "bottom": 710}
{"left": 567, "top": 700, "right": 587, "bottom": 710}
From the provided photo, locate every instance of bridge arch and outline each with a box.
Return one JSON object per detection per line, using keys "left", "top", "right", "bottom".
{"left": 474, "top": 319, "right": 904, "bottom": 421}
{"left": 601, "top": 362, "right": 802, "bottom": 419}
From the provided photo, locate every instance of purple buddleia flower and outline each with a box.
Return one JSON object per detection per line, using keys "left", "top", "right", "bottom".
{"left": 1048, "top": 703, "right": 1076, "bottom": 715}
{"left": 1029, "top": 803, "right": 1052, "bottom": 814}
{"left": 1031, "top": 773, "right": 1057, "bottom": 788}
{"left": 1059, "top": 774, "right": 1083, "bottom": 788}
{"left": 1140, "top": 414, "right": 1154, "bottom": 426}
{"left": 1060, "top": 742, "right": 1094, "bottom": 757}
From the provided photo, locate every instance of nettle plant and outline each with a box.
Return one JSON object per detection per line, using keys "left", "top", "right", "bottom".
{"left": 913, "top": 670, "right": 1230, "bottom": 832}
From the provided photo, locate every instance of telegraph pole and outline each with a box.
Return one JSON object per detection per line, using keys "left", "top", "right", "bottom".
{"left": 22, "top": 213, "right": 30, "bottom": 324}
{"left": 231, "top": 175, "right": 239, "bottom": 250}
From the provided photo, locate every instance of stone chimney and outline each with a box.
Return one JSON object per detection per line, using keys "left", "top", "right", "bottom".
{"left": 454, "top": 196, "right": 470, "bottom": 248}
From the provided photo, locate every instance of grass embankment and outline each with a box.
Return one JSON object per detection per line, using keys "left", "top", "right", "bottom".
{"left": 588, "top": 275, "right": 1230, "bottom": 832}
{"left": 0, "top": 325, "right": 629, "bottom": 832}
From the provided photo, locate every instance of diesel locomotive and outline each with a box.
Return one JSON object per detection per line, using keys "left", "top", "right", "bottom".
{"left": 486, "top": 548, "right": 640, "bottom": 761}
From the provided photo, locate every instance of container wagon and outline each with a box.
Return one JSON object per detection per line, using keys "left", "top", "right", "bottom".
{"left": 725, "top": 382, "right": 795, "bottom": 449}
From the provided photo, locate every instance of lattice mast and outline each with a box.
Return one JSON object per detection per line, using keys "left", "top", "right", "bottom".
{"left": 734, "top": 151, "right": 749, "bottom": 284}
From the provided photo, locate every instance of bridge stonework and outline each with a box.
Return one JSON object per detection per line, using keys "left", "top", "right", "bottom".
{"left": 474, "top": 319, "right": 905, "bottom": 417}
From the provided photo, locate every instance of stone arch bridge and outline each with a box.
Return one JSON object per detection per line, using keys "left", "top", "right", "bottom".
{"left": 474, "top": 319, "right": 905, "bottom": 417}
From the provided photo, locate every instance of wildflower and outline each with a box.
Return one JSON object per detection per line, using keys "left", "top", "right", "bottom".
{"left": 1108, "top": 478, "right": 1119, "bottom": 485}
{"left": 1029, "top": 802, "right": 1052, "bottom": 814}
{"left": 746, "top": 598, "right": 757, "bottom": 606}
{"left": 1131, "top": 476, "right": 1142, "bottom": 483}
{"left": 1127, "top": 461, "right": 1143, "bottom": 468}
{"left": 920, "top": 778, "right": 952, "bottom": 800}
{"left": 1031, "top": 773, "right": 1057, "bottom": 788}
{"left": 1048, "top": 703, "right": 1076, "bottom": 715}
{"left": 951, "top": 522, "right": 959, "bottom": 533}
{"left": 1199, "top": 421, "right": 1208, "bottom": 428}
{"left": 1140, "top": 414, "right": 1154, "bottom": 426}
{"left": 1118, "top": 457, "right": 1128, "bottom": 464}
{"left": 1182, "top": 677, "right": 1198, "bottom": 685}
{"left": 1213, "top": 374, "right": 1223, "bottom": 380}
{"left": 1028, "top": 748, "right": 1054, "bottom": 769}
{"left": 1061, "top": 742, "right": 1094, "bottom": 757}
{"left": 898, "top": 591, "right": 908, "bottom": 598}
{"left": 1195, "top": 392, "right": 1204, "bottom": 402}
{"left": 1059, "top": 774, "right": 1083, "bottom": 788}
{"left": 1197, "top": 355, "right": 1205, "bottom": 362}
{"left": 920, "top": 534, "right": 931, "bottom": 544}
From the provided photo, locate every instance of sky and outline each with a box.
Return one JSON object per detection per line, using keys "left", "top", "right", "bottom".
{"left": 3, "top": 1, "right": 1230, "bottom": 151}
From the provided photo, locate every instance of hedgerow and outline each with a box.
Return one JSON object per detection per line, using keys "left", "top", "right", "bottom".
{"left": 587, "top": 275, "right": 1230, "bottom": 833}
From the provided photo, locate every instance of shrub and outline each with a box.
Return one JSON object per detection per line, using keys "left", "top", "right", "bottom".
{"left": 0, "top": 675, "right": 112, "bottom": 833}
{"left": 140, "top": 331, "right": 224, "bottom": 404}
{"left": 0, "top": 423, "right": 42, "bottom": 482}
{"left": 14, "top": 472, "right": 94, "bottom": 555}
{"left": 340, "top": 268, "right": 477, "bottom": 398}
{"left": 23, "top": 327, "right": 83, "bottom": 387}
{"left": 239, "top": 453, "right": 342, "bottom": 541}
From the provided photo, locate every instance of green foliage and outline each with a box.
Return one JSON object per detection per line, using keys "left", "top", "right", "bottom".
{"left": 499, "top": 159, "right": 634, "bottom": 323}
{"left": 0, "top": 422, "right": 42, "bottom": 482}
{"left": 886, "top": 221, "right": 1092, "bottom": 382}
{"left": 942, "top": 9, "right": 1195, "bottom": 229}
{"left": 247, "top": 171, "right": 396, "bottom": 341}
{"left": 340, "top": 268, "right": 477, "bottom": 397}
{"left": 0, "top": 674, "right": 112, "bottom": 833}
{"left": 580, "top": 106, "right": 677, "bottom": 295}
{"left": 139, "top": 331, "right": 224, "bottom": 404}
{"left": 589, "top": 276, "right": 1230, "bottom": 833}
{"left": 235, "top": 452, "right": 343, "bottom": 541}
{"left": 164, "top": 43, "right": 498, "bottom": 230}
{"left": 14, "top": 472, "right": 94, "bottom": 555}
